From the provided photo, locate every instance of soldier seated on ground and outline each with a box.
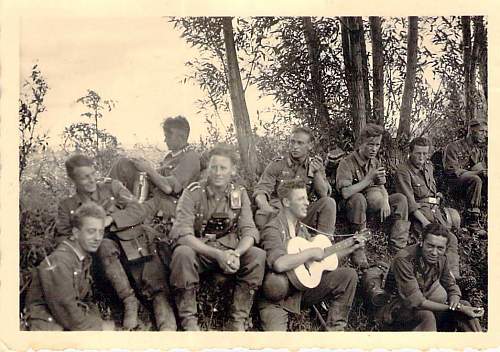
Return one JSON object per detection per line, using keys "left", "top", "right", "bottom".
{"left": 108, "top": 115, "right": 201, "bottom": 221}
{"left": 168, "top": 144, "right": 266, "bottom": 331}
{"left": 336, "top": 123, "right": 410, "bottom": 268}
{"left": 253, "top": 126, "right": 336, "bottom": 236}
{"left": 24, "top": 203, "right": 115, "bottom": 331}
{"left": 258, "top": 179, "right": 362, "bottom": 331}
{"left": 443, "top": 117, "right": 487, "bottom": 233}
{"left": 394, "top": 136, "right": 475, "bottom": 290}
{"left": 377, "top": 223, "right": 483, "bottom": 331}
{"left": 56, "top": 154, "right": 176, "bottom": 331}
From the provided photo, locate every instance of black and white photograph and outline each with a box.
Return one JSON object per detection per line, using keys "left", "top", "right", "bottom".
{"left": 1, "top": 0, "right": 497, "bottom": 349}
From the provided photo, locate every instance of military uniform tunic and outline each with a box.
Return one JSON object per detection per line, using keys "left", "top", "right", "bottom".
{"left": 169, "top": 181, "right": 265, "bottom": 291}
{"left": 257, "top": 210, "right": 358, "bottom": 331}
{"left": 443, "top": 137, "right": 487, "bottom": 209}
{"left": 253, "top": 154, "right": 336, "bottom": 234}
{"left": 24, "top": 240, "right": 104, "bottom": 330}
{"left": 395, "top": 160, "right": 461, "bottom": 277}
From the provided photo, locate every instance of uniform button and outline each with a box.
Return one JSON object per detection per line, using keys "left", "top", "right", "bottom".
{"left": 110, "top": 197, "right": 115, "bottom": 200}
{"left": 173, "top": 200, "right": 177, "bottom": 204}
{"left": 74, "top": 271, "right": 78, "bottom": 275}
{"left": 70, "top": 210, "right": 74, "bottom": 215}
{"left": 48, "top": 317, "right": 53, "bottom": 322}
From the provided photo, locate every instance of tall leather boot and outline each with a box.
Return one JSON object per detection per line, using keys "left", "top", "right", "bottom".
{"left": 226, "top": 282, "right": 256, "bottom": 331}
{"left": 101, "top": 256, "right": 139, "bottom": 330}
{"left": 389, "top": 220, "right": 411, "bottom": 255}
{"left": 174, "top": 288, "right": 200, "bottom": 331}
{"left": 152, "top": 293, "right": 177, "bottom": 331}
{"left": 350, "top": 224, "right": 369, "bottom": 270}
{"left": 325, "top": 303, "right": 351, "bottom": 331}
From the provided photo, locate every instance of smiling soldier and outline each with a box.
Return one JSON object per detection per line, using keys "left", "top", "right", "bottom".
{"left": 24, "top": 203, "right": 115, "bottom": 331}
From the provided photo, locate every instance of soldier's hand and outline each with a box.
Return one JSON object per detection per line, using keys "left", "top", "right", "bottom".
{"left": 102, "top": 320, "right": 116, "bottom": 331}
{"left": 131, "top": 157, "right": 155, "bottom": 174}
{"left": 226, "top": 250, "right": 241, "bottom": 271}
{"left": 380, "top": 201, "right": 391, "bottom": 222}
{"left": 460, "top": 305, "right": 484, "bottom": 319}
{"left": 472, "top": 162, "right": 487, "bottom": 172}
{"left": 309, "top": 156, "right": 323, "bottom": 174}
{"left": 217, "top": 250, "right": 238, "bottom": 274}
{"left": 308, "top": 247, "right": 325, "bottom": 262}
{"left": 448, "top": 295, "right": 460, "bottom": 310}
{"left": 365, "top": 167, "right": 382, "bottom": 183}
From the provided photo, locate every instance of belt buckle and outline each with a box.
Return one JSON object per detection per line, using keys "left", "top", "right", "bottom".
{"left": 205, "top": 233, "right": 217, "bottom": 241}
{"left": 428, "top": 197, "right": 439, "bottom": 205}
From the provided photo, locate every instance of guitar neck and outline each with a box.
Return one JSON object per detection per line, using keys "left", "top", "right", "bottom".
{"left": 324, "top": 237, "right": 356, "bottom": 257}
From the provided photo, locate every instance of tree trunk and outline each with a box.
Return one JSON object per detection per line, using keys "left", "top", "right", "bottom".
{"left": 473, "top": 16, "right": 487, "bottom": 104}
{"left": 397, "top": 16, "right": 418, "bottom": 143}
{"left": 222, "top": 17, "right": 258, "bottom": 180}
{"left": 358, "top": 17, "right": 372, "bottom": 119}
{"left": 341, "top": 17, "right": 367, "bottom": 138}
{"left": 302, "top": 17, "right": 329, "bottom": 127}
{"left": 369, "top": 16, "right": 384, "bottom": 125}
{"left": 461, "top": 16, "right": 475, "bottom": 124}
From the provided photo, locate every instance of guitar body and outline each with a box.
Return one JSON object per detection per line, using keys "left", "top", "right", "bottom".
{"left": 286, "top": 235, "right": 339, "bottom": 291}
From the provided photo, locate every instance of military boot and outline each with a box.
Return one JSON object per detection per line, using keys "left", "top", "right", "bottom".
{"left": 361, "top": 262, "right": 390, "bottom": 307}
{"left": 152, "top": 293, "right": 177, "bottom": 331}
{"left": 325, "top": 303, "right": 351, "bottom": 331}
{"left": 389, "top": 220, "right": 411, "bottom": 255}
{"left": 101, "top": 255, "right": 139, "bottom": 330}
{"left": 174, "top": 288, "right": 200, "bottom": 331}
{"left": 226, "top": 282, "right": 256, "bottom": 331}
{"left": 350, "top": 224, "right": 369, "bottom": 270}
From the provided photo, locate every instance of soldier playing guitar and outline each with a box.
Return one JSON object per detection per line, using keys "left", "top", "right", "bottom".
{"left": 258, "top": 179, "right": 366, "bottom": 331}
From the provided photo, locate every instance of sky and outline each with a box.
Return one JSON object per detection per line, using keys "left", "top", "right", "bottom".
{"left": 20, "top": 17, "right": 273, "bottom": 149}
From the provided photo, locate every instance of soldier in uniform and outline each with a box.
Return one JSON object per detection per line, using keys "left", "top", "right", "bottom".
{"left": 395, "top": 137, "right": 463, "bottom": 280}
{"left": 253, "top": 126, "right": 336, "bottom": 235}
{"left": 378, "top": 223, "right": 483, "bottom": 331}
{"left": 109, "top": 115, "right": 201, "bottom": 221}
{"left": 336, "top": 123, "right": 410, "bottom": 267}
{"left": 443, "top": 117, "right": 487, "bottom": 232}
{"left": 258, "top": 179, "right": 362, "bottom": 331}
{"left": 24, "top": 203, "right": 115, "bottom": 330}
{"left": 56, "top": 154, "right": 176, "bottom": 331}
{"left": 168, "top": 144, "right": 266, "bottom": 331}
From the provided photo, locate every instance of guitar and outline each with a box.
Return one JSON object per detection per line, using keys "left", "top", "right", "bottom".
{"left": 286, "top": 229, "right": 371, "bottom": 291}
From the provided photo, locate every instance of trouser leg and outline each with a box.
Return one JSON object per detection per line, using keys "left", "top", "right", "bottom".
{"left": 303, "top": 197, "right": 337, "bottom": 235}
{"left": 345, "top": 193, "right": 369, "bottom": 269}
{"left": 412, "top": 310, "right": 437, "bottom": 331}
{"left": 227, "top": 247, "right": 266, "bottom": 331}
{"left": 258, "top": 300, "right": 289, "bottom": 331}
{"left": 97, "top": 238, "right": 139, "bottom": 330}
{"left": 457, "top": 173, "right": 483, "bottom": 209}
{"left": 302, "top": 268, "right": 358, "bottom": 331}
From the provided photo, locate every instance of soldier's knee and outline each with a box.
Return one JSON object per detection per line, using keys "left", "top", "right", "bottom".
{"left": 447, "top": 208, "right": 461, "bottom": 229}
{"left": 340, "top": 267, "right": 358, "bottom": 286}
{"left": 317, "top": 196, "right": 337, "bottom": 209}
{"left": 391, "top": 193, "right": 408, "bottom": 206}
{"left": 97, "top": 238, "right": 120, "bottom": 258}
{"left": 245, "top": 246, "right": 266, "bottom": 262}
{"left": 347, "top": 193, "right": 367, "bottom": 209}
{"left": 415, "top": 310, "right": 436, "bottom": 326}
{"left": 171, "top": 245, "right": 196, "bottom": 264}
{"left": 447, "top": 232, "right": 458, "bottom": 250}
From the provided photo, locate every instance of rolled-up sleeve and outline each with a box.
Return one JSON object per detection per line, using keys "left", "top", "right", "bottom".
{"left": 238, "top": 190, "right": 260, "bottom": 244}
{"left": 440, "top": 258, "right": 461, "bottom": 301}
{"left": 443, "top": 142, "right": 467, "bottom": 177}
{"left": 253, "top": 161, "right": 280, "bottom": 200}
{"left": 395, "top": 169, "right": 420, "bottom": 214}
{"left": 163, "top": 151, "right": 201, "bottom": 194}
{"left": 335, "top": 158, "right": 353, "bottom": 192}
{"left": 260, "top": 224, "right": 286, "bottom": 269}
{"left": 391, "top": 256, "right": 426, "bottom": 308}
{"left": 169, "top": 190, "right": 196, "bottom": 243}
{"left": 38, "top": 258, "right": 103, "bottom": 330}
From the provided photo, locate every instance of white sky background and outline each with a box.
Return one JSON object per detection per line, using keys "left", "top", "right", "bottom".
{"left": 20, "top": 17, "right": 274, "bottom": 149}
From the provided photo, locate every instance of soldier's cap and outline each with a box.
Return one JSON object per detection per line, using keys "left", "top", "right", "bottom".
{"left": 469, "top": 117, "right": 487, "bottom": 127}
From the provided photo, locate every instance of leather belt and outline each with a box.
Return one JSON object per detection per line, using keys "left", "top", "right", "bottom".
{"left": 420, "top": 197, "right": 440, "bottom": 205}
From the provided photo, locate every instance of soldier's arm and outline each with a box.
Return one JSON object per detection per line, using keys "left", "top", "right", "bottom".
{"left": 109, "top": 180, "right": 147, "bottom": 229}
{"left": 55, "top": 200, "right": 73, "bottom": 241}
{"left": 312, "top": 165, "right": 331, "bottom": 198}
{"left": 253, "top": 161, "right": 280, "bottom": 209}
{"left": 38, "top": 257, "right": 104, "bottom": 330}
{"left": 440, "top": 257, "right": 461, "bottom": 302}
{"left": 336, "top": 159, "right": 372, "bottom": 200}
{"left": 394, "top": 169, "right": 430, "bottom": 226}
{"left": 234, "top": 190, "right": 259, "bottom": 255}
{"left": 443, "top": 142, "right": 470, "bottom": 177}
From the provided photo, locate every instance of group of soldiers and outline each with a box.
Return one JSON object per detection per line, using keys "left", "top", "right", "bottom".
{"left": 23, "top": 115, "right": 487, "bottom": 332}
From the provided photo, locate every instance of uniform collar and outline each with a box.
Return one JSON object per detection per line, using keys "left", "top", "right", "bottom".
{"left": 353, "top": 150, "right": 376, "bottom": 168}
{"left": 166, "top": 143, "right": 191, "bottom": 158}
{"left": 62, "top": 239, "right": 88, "bottom": 262}
{"left": 286, "top": 154, "right": 309, "bottom": 168}
{"left": 205, "top": 182, "right": 232, "bottom": 198}
{"left": 74, "top": 187, "right": 100, "bottom": 205}
{"left": 277, "top": 209, "right": 304, "bottom": 238}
